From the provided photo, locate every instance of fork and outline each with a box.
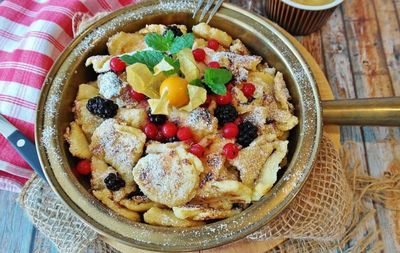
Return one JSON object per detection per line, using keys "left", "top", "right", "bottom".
{"left": 193, "top": 0, "right": 224, "bottom": 24}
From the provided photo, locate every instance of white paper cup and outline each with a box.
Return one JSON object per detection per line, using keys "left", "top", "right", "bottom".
{"left": 265, "top": 0, "right": 344, "bottom": 35}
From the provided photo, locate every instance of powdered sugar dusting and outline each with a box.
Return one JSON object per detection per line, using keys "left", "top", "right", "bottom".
{"left": 41, "top": 126, "right": 55, "bottom": 150}
{"left": 212, "top": 52, "right": 262, "bottom": 82}
{"left": 133, "top": 147, "right": 201, "bottom": 207}
{"left": 98, "top": 72, "right": 122, "bottom": 99}
{"left": 91, "top": 119, "right": 144, "bottom": 180}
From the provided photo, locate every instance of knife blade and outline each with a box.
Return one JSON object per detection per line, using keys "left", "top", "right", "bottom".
{"left": 0, "top": 114, "right": 46, "bottom": 181}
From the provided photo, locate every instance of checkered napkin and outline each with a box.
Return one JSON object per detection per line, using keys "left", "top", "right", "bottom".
{"left": 0, "top": 0, "right": 137, "bottom": 192}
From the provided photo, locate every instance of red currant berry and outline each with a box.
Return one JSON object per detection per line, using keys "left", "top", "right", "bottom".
{"left": 242, "top": 82, "right": 256, "bottom": 98}
{"left": 207, "top": 39, "right": 219, "bottom": 51}
{"left": 234, "top": 117, "right": 243, "bottom": 125}
{"left": 223, "top": 143, "right": 239, "bottom": 159}
{"left": 208, "top": 61, "right": 220, "bottom": 69}
{"left": 192, "top": 48, "right": 206, "bottom": 62}
{"left": 177, "top": 127, "right": 193, "bottom": 141}
{"left": 110, "top": 57, "right": 126, "bottom": 73}
{"left": 222, "top": 123, "right": 239, "bottom": 139}
{"left": 129, "top": 88, "right": 146, "bottom": 102}
{"left": 144, "top": 123, "right": 158, "bottom": 140}
{"left": 189, "top": 144, "right": 205, "bottom": 158}
{"left": 226, "top": 83, "right": 234, "bottom": 91}
{"left": 216, "top": 92, "right": 233, "bottom": 105}
{"left": 161, "top": 122, "right": 178, "bottom": 138}
{"left": 76, "top": 160, "right": 91, "bottom": 175}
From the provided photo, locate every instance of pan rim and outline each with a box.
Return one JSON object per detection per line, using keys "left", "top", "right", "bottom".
{"left": 35, "top": 1, "right": 322, "bottom": 251}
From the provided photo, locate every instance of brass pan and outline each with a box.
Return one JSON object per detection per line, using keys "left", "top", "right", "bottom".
{"left": 35, "top": 1, "right": 399, "bottom": 251}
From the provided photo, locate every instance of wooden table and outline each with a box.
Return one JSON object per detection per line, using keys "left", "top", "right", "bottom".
{"left": 1, "top": 0, "right": 399, "bottom": 252}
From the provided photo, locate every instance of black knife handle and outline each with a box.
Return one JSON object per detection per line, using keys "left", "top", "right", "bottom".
{"left": 8, "top": 130, "right": 47, "bottom": 181}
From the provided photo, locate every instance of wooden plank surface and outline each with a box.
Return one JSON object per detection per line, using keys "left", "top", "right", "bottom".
{"left": 341, "top": 0, "right": 400, "bottom": 252}
{"left": 373, "top": 0, "right": 400, "bottom": 95}
{"left": 320, "top": 7, "right": 379, "bottom": 251}
{"left": 1, "top": 0, "right": 399, "bottom": 252}
{"left": 0, "top": 191, "right": 36, "bottom": 253}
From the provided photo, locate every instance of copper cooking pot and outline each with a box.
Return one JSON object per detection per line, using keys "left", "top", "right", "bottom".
{"left": 35, "top": 1, "right": 400, "bottom": 251}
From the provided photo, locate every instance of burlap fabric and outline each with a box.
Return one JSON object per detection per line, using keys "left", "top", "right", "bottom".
{"left": 18, "top": 134, "right": 358, "bottom": 253}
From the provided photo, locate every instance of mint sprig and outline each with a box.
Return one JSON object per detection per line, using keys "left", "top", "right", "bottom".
{"left": 170, "top": 33, "right": 195, "bottom": 54}
{"left": 144, "top": 31, "right": 174, "bottom": 51}
{"left": 145, "top": 32, "right": 194, "bottom": 54}
{"left": 204, "top": 68, "right": 232, "bottom": 95}
{"left": 120, "top": 51, "right": 164, "bottom": 71}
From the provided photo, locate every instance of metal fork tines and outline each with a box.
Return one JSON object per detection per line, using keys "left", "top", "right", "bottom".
{"left": 193, "top": 0, "right": 224, "bottom": 24}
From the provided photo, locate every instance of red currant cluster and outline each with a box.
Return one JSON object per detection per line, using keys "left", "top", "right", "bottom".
{"left": 143, "top": 115, "right": 207, "bottom": 158}
{"left": 207, "top": 83, "right": 256, "bottom": 160}
{"left": 192, "top": 39, "right": 219, "bottom": 60}
{"left": 192, "top": 40, "right": 258, "bottom": 160}
{"left": 192, "top": 39, "right": 222, "bottom": 69}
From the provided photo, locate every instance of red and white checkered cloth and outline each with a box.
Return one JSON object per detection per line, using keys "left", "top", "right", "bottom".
{"left": 0, "top": 0, "right": 137, "bottom": 192}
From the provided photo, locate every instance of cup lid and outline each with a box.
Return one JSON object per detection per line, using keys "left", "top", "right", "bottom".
{"left": 281, "top": 0, "right": 344, "bottom": 11}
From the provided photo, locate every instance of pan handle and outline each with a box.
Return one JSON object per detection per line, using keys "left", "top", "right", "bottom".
{"left": 322, "top": 97, "right": 400, "bottom": 126}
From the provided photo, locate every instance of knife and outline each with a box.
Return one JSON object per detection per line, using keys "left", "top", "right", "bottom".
{"left": 0, "top": 114, "right": 46, "bottom": 181}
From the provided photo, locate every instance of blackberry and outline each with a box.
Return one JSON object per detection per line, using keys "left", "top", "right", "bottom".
{"left": 237, "top": 121, "right": 258, "bottom": 147}
{"left": 214, "top": 104, "right": 238, "bottom": 127}
{"left": 148, "top": 112, "right": 167, "bottom": 125}
{"left": 86, "top": 96, "right": 118, "bottom": 119}
{"left": 163, "top": 25, "right": 183, "bottom": 37}
{"left": 104, "top": 173, "right": 125, "bottom": 191}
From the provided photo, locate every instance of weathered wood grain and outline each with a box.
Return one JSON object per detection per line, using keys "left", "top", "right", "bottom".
{"left": 295, "top": 23, "right": 341, "bottom": 147}
{"left": 297, "top": 30, "right": 326, "bottom": 75}
{"left": 372, "top": 0, "right": 400, "bottom": 96}
{"left": 394, "top": 0, "right": 400, "bottom": 25}
{"left": 320, "top": 7, "right": 379, "bottom": 250}
{"left": 0, "top": 190, "right": 35, "bottom": 253}
{"left": 342, "top": 2, "right": 392, "bottom": 98}
{"left": 342, "top": 0, "right": 400, "bottom": 252}
{"left": 320, "top": 9, "right": 356, "bottom": 99}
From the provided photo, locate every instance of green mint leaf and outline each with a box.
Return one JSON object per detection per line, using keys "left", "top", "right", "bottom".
{"left": 170, "top": 33, "right": 195, "bottom": 54}
{"left": 164, "top": 30, "right": 175, "bottom": 41}
{"left": 204, "top": 68, "right": 232, "bottom": 95}
{"left": 208, "top": 82, "right": 227, "bottom": 95}
{"left": 120, "top": 51, "right": 164, "bottom": 70}
{"left": 163, "top": 56, "right": 180, "bottom": 76}
{"left": 189, "top": 79, "right": 204, "bottom": 87}
{"left": 144, "top": 32, "right": 174, "bottom": 51}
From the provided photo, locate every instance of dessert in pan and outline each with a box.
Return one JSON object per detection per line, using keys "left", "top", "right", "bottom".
{"left": 64, "top": 22, "right": 298, "bottom": 227}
